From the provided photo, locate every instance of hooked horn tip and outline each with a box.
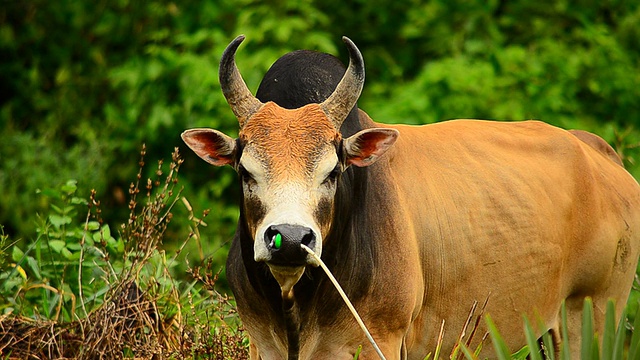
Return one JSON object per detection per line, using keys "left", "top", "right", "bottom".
{"left": 222, "top": 35, "right": 246, "bottom": 60}
{"left": 341, "top": 36, "right": 364, "bottom": 78}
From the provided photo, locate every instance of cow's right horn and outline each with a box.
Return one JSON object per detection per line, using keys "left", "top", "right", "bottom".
{"left": 219, "top": 35, "right": 264, "bottom": 128}
{"left": 320, "top": 36, "right": 365, "bottom": 130}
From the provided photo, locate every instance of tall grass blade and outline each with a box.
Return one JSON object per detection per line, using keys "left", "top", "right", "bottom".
{"left": 612, "top": 303, "right": 626, "bottom": 360}
{"left": 590, "top": 336, "right": 600, "bottom": 360}
{"left": 560, "top": 301, "right": 571, "bottom": 360}
{"left": 541, "top": 331, "right": 556, "bottom": 360}
{"left": 601, "top": 300, "right": 615, "bottom": 360}
{"left": 511, "top": 345, "right": 531, "bottom": 360}
{"left": 523, "top": 316, "right": 542, "bottom": 360}
{"left": 485, "top": 315, "right": 511, "bottom": 360}
{"left": 581, "top": 298, "right": 595, "bottom": 360}
{"left": 353, "top": 345, "right": 362, "bottom": 360}
{"left": 458, "top": 342, "right": 478, "bottom": 360}
{"left": 629, "top": 303, "right": 640, "bottom": 360}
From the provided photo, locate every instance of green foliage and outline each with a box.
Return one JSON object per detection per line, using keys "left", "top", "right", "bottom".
{"left": 0, "top": 180, "right": 114, "bottom": 320}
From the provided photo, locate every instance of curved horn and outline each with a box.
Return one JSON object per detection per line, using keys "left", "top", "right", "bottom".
{"left": 219, "top": 35, "right": 263, "bottom": 128}
{"left": 320, "top": 36, "right": 365, "bottom": 129}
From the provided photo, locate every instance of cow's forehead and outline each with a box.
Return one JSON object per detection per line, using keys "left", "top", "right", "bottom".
{"left": 239, "top": 102, "right": 340, "bottom": 179}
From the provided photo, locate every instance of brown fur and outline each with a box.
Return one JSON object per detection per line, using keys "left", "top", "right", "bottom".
{"left": 240, "top": 102, "right": 340, "bottom": 181}
{"left": 569, "top": 129, "right": 623, "bottom": 166}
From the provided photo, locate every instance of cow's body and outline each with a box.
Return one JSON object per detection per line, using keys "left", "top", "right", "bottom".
{"left": 183, "top": 37, "right": 640, "bottom": 359}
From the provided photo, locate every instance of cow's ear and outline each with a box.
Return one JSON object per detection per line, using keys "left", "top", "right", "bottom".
{"left": 181, "top": 128, "right": 237, "bottom": 166}
{"left": 343, "top": 128, "right": 399, "bottom": 167}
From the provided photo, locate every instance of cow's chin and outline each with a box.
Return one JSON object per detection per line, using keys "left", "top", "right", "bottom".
{"left": 267, "top": 263, "right": 306, "bottom": 300}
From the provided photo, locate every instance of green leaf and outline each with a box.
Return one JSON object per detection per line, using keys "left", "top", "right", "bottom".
{"left": 353, "top": 345, "right": 362, "bottom": 360}
{"left": 49, "top": 214, "right": 72, "bottom": 228}
{"left": 581, "top": 298, "right": 595, "bottom": 360}
{"left": 102, "top": 224, "right": 112, "bottom": 240}
{"left": 61, "top": 247, "right": 74, "bottom": 260}
{"left": 11, "top": 246, "right": 24, "bottom": 263}
{"left": 60, "top": 179, "right": 78, "bottom": 194}
{"left": 49, "top": 240, "right": 66, "bottom": 253}
{"left": 629, "top": 303, "right": 640, "bottom": 360}
{"left": 486, "top": 314, "right": 511, "bottom": 360}
{"left": 26, "top": 256, "right": 41, "bottom": 280}
{"left": 541, "top": 331, "right": 556, "bottom": 360}
{"left": 612, "top": 303, "right": 626, "bottom": 360}
{"left": 3, "top": 277, "right": 23, "bottom": 292}
{"left": 523, "top": 316, "right": 542, "bottom": 360}
{"left": 86, "top": 221, "right": 100, "bottom": 231}
{"left": 458, "top": 342, "right": 477, "bottom": 360}
{"left": 560, "top": 301, "right": 571, "bottom": 360}
{"left": 601, "top": 300, "right": 615, "bottom": 360}
{"left": 50, "top": 204, "right": 64, "bottom": 214}
{"left": 511, "top": 345, "right": 531, "bottom": 360}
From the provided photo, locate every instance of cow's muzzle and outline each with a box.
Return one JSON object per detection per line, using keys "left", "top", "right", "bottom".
{"left": 264, "top": 224, "right": 317, "bottom": 266}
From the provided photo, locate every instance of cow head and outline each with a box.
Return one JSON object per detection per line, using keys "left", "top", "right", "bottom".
{"left": 182, "top": 36, "right": 398, "bottom": 296}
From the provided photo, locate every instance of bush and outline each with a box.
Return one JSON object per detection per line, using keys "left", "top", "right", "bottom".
{"left": 0, "top": 149, "right": 248, "bottom": 359}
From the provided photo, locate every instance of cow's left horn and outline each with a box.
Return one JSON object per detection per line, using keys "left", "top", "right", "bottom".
{"left": 219, "top": 35, "right": 264, "bottom": 128}
{"left": 320, "top": 36, "right": 365, "bottom": 130}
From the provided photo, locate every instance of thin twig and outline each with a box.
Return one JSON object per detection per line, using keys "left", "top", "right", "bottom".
{"left": 78, "top": 205, "right": 93, "bottom": 320}
{"left": 451, "top": 300, "right": 478, "bottom": 359}
{"left": 434, "top": 319, "right": 445, "bottom": 360}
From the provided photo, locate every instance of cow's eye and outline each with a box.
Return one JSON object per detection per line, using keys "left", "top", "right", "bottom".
{"left": 323, "top": 165, "right": 341, "bottom": 185}
{"left": 238, "top": 165, "right": 255, "bottom": 183}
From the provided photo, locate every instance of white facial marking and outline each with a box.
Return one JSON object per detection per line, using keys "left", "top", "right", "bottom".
{"left": 240, "top": 149, "right": 339, "bottom": 266}
{"left": 254, "top": 182, "right": 322, "bottom": 266}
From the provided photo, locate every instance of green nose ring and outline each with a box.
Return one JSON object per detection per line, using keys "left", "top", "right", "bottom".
{"left": 274, "top": 233, "right": 282, "bottom": 249}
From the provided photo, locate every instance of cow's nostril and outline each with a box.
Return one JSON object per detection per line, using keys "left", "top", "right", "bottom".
{"left": 301, "top": 230, "right": 315, "bottom": 248}
{"left": 264, "top": 224, "right": 316, "bottom": 265}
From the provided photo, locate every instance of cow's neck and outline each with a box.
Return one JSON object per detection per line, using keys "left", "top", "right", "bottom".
{"left": 282, "top": 294, "right": 300, "bottom": 360}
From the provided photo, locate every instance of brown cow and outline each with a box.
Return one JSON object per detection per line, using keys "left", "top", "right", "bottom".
{"left": 182, "top": 35, "right": 640, "bottom": 359}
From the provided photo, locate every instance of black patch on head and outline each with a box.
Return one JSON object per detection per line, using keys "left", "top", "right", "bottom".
{"left": 242, "top": 193, "right": 266, "bottom": 233}
{"left": 314, "top": 197, "right": 333, "bottom": 232}
{"left": 256, "top": 50, "right": 361, "bottom": 138}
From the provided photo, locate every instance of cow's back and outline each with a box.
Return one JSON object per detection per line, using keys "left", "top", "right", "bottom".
{"left": 370, "top": 117, "right": 640, "bottom": 357}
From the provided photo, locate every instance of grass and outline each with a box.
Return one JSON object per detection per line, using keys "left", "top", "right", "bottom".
{"left": 475, "top": 299, "right": 640, "bottom": 360}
